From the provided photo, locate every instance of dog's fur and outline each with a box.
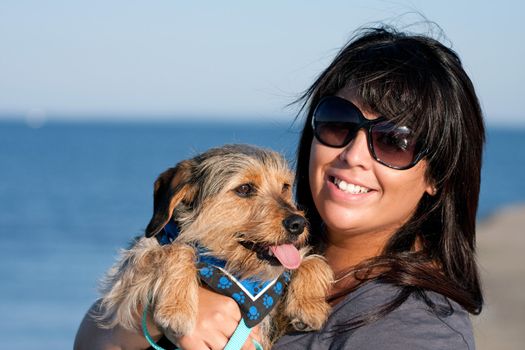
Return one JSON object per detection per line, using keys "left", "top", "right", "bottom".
{"left": 96, "top": 144, "right": 333, "bottom": 347}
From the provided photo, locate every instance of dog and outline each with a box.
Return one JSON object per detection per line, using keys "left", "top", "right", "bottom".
{"left": 96, "top": 144, "right": 333, "bottom": 348}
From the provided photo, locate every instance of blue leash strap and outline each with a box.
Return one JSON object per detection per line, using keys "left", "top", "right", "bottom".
{"left": 224, "top": 318, "right": 252, "bottom": 350}
{"left": 142, "top": 303, "right": 177, "bottom": 350}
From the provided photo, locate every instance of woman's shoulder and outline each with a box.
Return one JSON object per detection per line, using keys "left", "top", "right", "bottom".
{"left": 273, "top": 281, "right": 475, "bottom": 350}
{"left": 345, "top": 282, "right": 475, "bottom": 349}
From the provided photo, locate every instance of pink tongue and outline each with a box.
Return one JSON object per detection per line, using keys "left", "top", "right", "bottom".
{"left": 270, "top": 244, "right": 302, "bottom": 270}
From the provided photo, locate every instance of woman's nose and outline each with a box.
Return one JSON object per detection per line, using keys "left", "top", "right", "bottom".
{"left": 338, "top": 129, "right": 373, "bottom": 168}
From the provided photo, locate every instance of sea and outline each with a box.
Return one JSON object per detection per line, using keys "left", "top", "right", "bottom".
{"left": 0, "top": 120, "right": 524, "bottom": 349}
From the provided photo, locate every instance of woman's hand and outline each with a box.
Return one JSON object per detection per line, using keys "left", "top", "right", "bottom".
{"left": 172, "top": 287, "right": 262, "bottom": 350}
{"left": 74, "top": 288, "right": 262, "bottom": 350}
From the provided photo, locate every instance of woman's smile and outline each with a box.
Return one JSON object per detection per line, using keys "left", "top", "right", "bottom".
{"left": 325, "top": 173, "right": 376, "bottom": 200}
{"left": 332, "top": 177, "right": 370, "bottom": 194}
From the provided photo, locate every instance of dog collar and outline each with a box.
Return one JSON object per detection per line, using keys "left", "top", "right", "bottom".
{"left": 156, "top": 221, "right": 291, "bottom": 327}
{"left": 157, "top": 221, "right": 226, "bottom": 267}
{"left": 156, "top": 221, "right": 180, "bottom": 245}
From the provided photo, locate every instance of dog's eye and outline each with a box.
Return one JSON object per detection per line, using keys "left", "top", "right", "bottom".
{"left": 235, "top": 183, "right": 255, "bottom": 197}
{"left": 282, "top": 183, "right": 291, "bottom": 194}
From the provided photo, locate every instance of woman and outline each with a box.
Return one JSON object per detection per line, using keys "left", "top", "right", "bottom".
{"left": 273, "top": 25, "right": 484, "bottom": 349}
{"left": 75, "top": 26, "right": 484, "bottom": 349}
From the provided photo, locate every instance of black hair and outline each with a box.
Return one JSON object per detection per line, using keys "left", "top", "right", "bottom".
{"left": 294, "top": 26, "right": 484, "bottom": 327}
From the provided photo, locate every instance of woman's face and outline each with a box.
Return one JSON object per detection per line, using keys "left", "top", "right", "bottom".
{"left": 309, "top": 89, "right": 434, "bottom": 245}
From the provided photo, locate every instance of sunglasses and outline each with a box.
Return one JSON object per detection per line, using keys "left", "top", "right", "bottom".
{"left": 311, "top": 96, "right": 427, "bottom": 170}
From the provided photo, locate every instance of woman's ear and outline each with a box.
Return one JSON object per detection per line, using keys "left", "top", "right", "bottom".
{"left": 425, "top": 181, "right": 438, "bottom": 196}
{"left": 145, "top": 160, "right": 196, "bottom": 238}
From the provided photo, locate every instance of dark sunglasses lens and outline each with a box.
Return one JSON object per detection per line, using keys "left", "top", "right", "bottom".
{"left": 371, "top": 122, "right": 418, "bottom": 168}
{"left": 313, "top": 97, "right": 361, "bottom": 147}
{"left": 315, "top": 122, "right": 355, "bottom": 147}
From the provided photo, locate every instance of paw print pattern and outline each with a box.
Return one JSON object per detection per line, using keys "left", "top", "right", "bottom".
{"left": 248, "top": 306, "right": 260, "bottom": 321}
{"left": 283, "top": 271, "right": 291, "bottom": 283}
{"left": 196, "top": 261, "right": 291, "bottom": 328}
{"left": 273, "top": 281, "right": 283, "bottom": 295}
{"left": 199, "top": 266, "right": 213, "bottom": 279}
{"left": 217, "top": 276, "right": 232, "bottom": 289}
{"left": 263, "top": 294, "right": 273, "bottom": 309}
{"left": 233, "top": 292, "right": 246, "bottom": 304}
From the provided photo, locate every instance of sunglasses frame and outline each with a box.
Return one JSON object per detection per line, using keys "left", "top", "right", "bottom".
{"left": 311, "top": 96, "right": 427, "bottom": 170}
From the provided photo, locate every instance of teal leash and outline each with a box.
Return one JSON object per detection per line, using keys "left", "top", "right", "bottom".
{"left": 141, "top": 302, "right": 263, "bottom": 350}
{"left": 223, "top": 318, "right": 254, "bottom": 350}
{"left": 142, "top": 303, "right": 175, "bottom": 350}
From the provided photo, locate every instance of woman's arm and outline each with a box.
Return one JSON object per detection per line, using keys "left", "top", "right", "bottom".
{"left": 73, "top": 299, "right": 156, "bottom": 350}
{"left": 74, "top": 287, "right": 261, "bottom": 350}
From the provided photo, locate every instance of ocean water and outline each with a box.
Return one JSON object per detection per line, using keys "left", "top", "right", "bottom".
{"left": 0, "top": 120, "right": 524, "bottom": 349}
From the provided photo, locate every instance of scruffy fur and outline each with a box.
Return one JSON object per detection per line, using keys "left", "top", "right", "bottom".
{"left": 96, "top": 144, "right": 333, "bottom": 348}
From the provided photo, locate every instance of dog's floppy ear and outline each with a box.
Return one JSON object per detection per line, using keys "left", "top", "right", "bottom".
{"left": 145, "top": 160, "right": 195, "bottom": 238}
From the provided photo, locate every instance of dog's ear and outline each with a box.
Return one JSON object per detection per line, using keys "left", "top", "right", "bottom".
{"left": 145, "top": 160, "right": 196, "bottom": 238}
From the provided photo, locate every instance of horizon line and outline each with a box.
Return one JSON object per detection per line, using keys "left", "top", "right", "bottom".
{"left": 1, "top": 112, "right": 523, "bottom": 129}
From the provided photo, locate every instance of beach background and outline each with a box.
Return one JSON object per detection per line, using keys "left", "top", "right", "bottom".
{"left": 1, "top": 1, "right": 524, "bottom": 349}
{"left": 1, "top": 122, "right": 524, "bottom": 349}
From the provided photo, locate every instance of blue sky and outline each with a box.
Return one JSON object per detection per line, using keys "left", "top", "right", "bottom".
{"left": 1, "top": 1, "right": 524, "bottom": 125}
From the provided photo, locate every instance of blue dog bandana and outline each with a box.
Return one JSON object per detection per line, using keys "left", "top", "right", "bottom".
{"left": 157, "top": 221, "right": 290, "bottom": 327}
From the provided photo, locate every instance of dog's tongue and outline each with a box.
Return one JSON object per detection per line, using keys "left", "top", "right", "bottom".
{"left": 270, "top": 244, "right": 301, "bottom": 270}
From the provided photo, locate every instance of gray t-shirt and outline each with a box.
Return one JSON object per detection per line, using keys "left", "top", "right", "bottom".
{"left": 273, "top": 281, "right": 475, "bottom": 350}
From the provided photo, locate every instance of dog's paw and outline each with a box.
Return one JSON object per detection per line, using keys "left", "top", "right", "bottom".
{"left": 283, "top": 287, "right": 332, "bottom": 331}
{"left": 289, "top": 297, "right": 331, "bottom": 331}
{"left": 151, "top": 243, "right": 199, "bottom": 336}
{"left": 284, "top": 254, "right": 333, "bottom": 330}
{"left": 154, "top": 304, "right": 196, "bottom": 337}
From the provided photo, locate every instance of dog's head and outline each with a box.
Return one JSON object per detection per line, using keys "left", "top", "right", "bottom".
{"left": 145, "top": 144, "right": 309, "bottom": 279}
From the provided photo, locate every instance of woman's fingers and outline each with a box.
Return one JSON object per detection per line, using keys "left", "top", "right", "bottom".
{"left": 176, "top": 330, "right": 229, "bottom": 350}
{"left": 172, "top": 287, "right": 244, "bottom": 350}
{"left": 174, "top": 317, "right": 238, "bottom": 350}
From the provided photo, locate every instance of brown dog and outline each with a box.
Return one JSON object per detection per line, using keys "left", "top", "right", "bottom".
{"left": 96, "top": 144, "right": 333, "bottom": 348}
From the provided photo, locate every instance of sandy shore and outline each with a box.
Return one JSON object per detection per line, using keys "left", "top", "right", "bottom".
{"left": 473, "top": 204, "right": 525, "bottom": 350}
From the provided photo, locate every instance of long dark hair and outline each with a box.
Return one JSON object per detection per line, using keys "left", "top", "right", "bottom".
{"left": 294, "top": 26, "right": 484, "bottom": 326}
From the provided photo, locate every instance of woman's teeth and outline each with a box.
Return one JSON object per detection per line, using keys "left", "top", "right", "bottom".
{"left": 333, "top": 177, "right": 370, "bottom": 194}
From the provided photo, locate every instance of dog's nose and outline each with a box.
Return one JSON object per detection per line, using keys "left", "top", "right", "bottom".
{"left": 282, "top": 215, "right": 306, "bottom": 236}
